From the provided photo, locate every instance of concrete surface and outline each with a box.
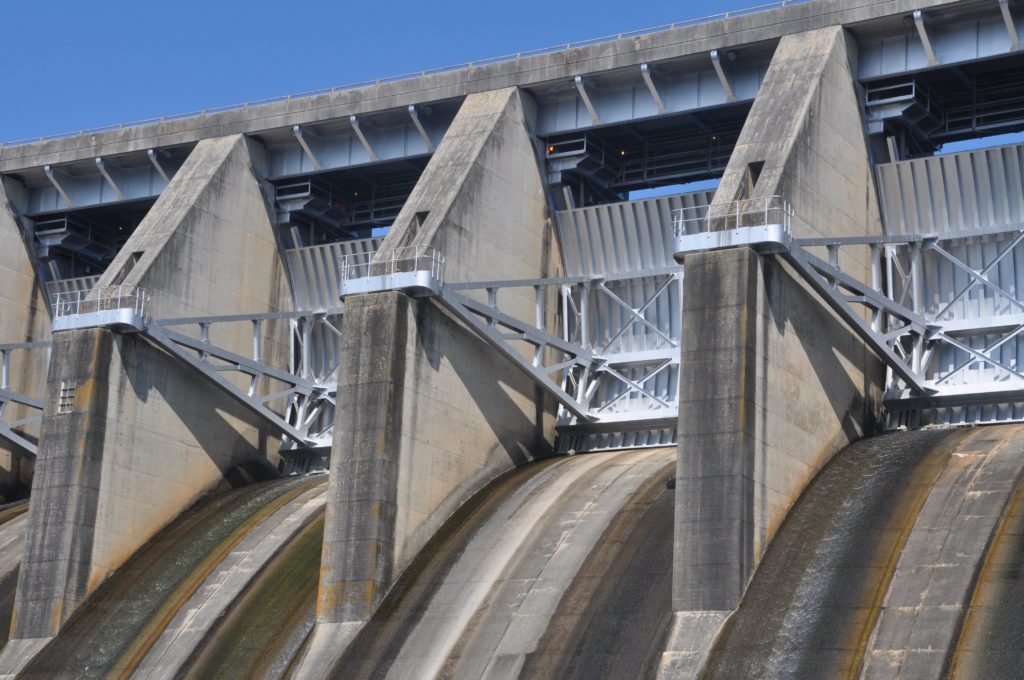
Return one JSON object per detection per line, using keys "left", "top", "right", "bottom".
{"left": 329, "top": 448, "right": 675, "bottom": 679}
{"left": 10, "top": 134, "right": 290, "bottom": 642}
{"left": 133, "top": 482, "right": 327, "bottom": 680}
{"left": 300, "top": 87, "right": 558, "bottom": 679}
{"left": 860, "top": 425, "right": 1024, "bottom": 679}
{"left": 0, "top": 179, "right": 49, "bottom": 500}
{"left": 673, "top": 25, "right": 884, "bottom": 619}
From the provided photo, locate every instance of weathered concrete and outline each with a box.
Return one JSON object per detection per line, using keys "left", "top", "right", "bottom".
{"left": 10, "top": 133, "right": 290, "bottom": 642}
{"left": 0, "top": 0, "right": 966, "bottom": 172}
{"left": 861, "top": 425, "right": 1024, "bottom": 679}
{"left": 329, "top": 448, "right": 675, "bottom": 679}
{"left": 297, "top": 87, "right": 557, "bottom": 678}
{"left": 0, "top": 179, "right": 49, "bottom": 500}
{"left": 667, "top": 24, "right": 885, "bottom": 673}
{"left": 134, "top": 482, "right": 326, "bottom": 680}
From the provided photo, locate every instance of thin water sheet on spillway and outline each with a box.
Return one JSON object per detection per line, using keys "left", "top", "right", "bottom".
{"left": 333, "top": 447, "right": 677, "bottom": 680}
{"left": 702, "top": 429, "right": 968, "bottom": 680}
{"left": 0, "top": 501, "right": 28, "bottom": 648}
{"left": 17, "top": 475, "right": 323, "bottom": 680}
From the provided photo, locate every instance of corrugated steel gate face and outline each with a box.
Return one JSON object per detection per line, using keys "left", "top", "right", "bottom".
{"left": 877, "top": 143, "right": 1024, "bottom": 427}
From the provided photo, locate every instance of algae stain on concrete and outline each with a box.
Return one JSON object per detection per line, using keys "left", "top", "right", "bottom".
{"left": 182, "top": 514, "right": 326, "bottom": 680}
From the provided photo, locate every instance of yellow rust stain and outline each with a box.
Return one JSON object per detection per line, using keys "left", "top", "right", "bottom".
{"left": 948, "top": 466, "right": 1024, "bottom": 678}
{"left": 844, "top": 428, "right": 974, "bottom": 680}
{"left": 111, "top": 479, "right": 323, "bottom": 679}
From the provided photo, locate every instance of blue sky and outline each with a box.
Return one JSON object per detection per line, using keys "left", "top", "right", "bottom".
{"left": 0, "top": 0, "right": 767, "bottom": 143}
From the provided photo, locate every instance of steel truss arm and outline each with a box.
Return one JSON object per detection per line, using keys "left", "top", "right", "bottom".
{"left": 0, "top": 342, "right": 50, "bottom": 456}
{"left": 144, "top": 310, "right": 341, "bottom": 448}
{"left": 781, "top": 223, "right": 1024, "bottom": 403}
{"left": 782, "top": 247, "right": 933, "bottom": 394}
{"left": 435, "top": 288, "right": 595, "bottom": 420}
{"left": 437, "top": 270, "right": 681, "bottom": 426}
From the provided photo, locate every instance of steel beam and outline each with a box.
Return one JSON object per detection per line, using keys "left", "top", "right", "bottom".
{"left": 710, "top": 49, "right": 736, "bottom": 102}
{"left": 640, "top": 64, "right": 668, "bottom": 114}
{"left": 292, "top": 125, "right": 322, "bottom": 171}
{"left": 408, "top": 105, "right": 436, "bottom": 152}
{"left": 573, "top": 76, "right": 603, "bottom": 126}
{"left": 349, "top": 115, "right": 380, "bottom": 162}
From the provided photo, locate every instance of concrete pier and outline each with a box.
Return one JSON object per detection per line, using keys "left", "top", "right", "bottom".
{"left": 10, "top": 134, "right": 290, "bottom": 642}
{"left": 0, "top": 179, "right": 50, "bottom": 500}
{"left": 665, "top": 25, "right": 885, "bottom": 676}
{"left": 300, "top": 87, "right": 558, "bottom": 676}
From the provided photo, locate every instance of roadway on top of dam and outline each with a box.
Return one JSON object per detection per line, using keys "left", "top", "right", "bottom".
{"left": 0, "top": 0, "right": 982, "bottom": 171}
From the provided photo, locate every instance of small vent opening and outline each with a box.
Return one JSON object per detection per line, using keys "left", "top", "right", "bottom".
{"left": 57, "top": 379, "right": 78, "bottom": 414}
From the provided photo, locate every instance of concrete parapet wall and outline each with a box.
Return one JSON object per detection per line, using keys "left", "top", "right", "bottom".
{"left": 309, "top": 88, "right": 556, "bottom": 672}
{"left": 11, "top": 134, "right": 289, "bottom": 640}
{"left": 0, "top": 179, "right": 50, "bottom": 500}
{"left": 673, "top": 25, "right": 884, "bottom": 616}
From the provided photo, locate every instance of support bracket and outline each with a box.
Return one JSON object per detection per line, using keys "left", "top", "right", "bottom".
{"left": 95, "top": 158, "right": 126, "bottom": 202}
{"left": 43, "top": 165, "right": 76, "bottom": 208}
{"left": 999, "top": 0, "right": 1021, "bottom": 50}
{"left": 292, "top": 125, "right": 323, "bottom": 171}
{"left": 573, "top": 75, "right": 603, "bottom": 126}
{"left": 913, "top": 10, "right": 940, "bottom": 65}
{"left": 640, "top": 64, "right": 669, "bottom": 114}
{"left": 710, "top": 50, "right": 737, "bottom": 102}
{"left": 408, "top": 105, "right": 436, "bottom": 152}
{"left": 350, "top": 115, "right": 380, "bottom": 162}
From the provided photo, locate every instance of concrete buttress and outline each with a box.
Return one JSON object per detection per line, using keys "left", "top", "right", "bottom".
{"left": 298, "top": 87, "right": 559, "bottom": 677}
{"left": 0, "top": 179, "right": 50, "bottom": 500}
{"left": 8, "top": 134, "right": 290, "bottom": 644}
{"left": 663, "top": 26, "right": 885, "bottom": 677}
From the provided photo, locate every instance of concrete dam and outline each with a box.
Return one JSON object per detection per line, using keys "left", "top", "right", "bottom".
{"left": 1, "top": 0, "right": 1024, "bottom": 677}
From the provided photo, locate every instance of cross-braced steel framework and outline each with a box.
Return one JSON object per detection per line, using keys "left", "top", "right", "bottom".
{"left": 146, "top": 310, "right": 342, "bottom": 448}
{"left": 674, "top": 198, "right": 1024, "bottom": 427}
{"left": 437, "top": 267, "right": 681, "bottom": 430}
{"left": 0, "top": 342, "right": 49, "bottom": 456}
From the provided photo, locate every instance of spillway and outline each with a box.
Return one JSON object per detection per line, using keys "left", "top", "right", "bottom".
{"left": 16, "top": 476, "right": 326, "bottom": 679}
{"left": 701, "top": 423, "right": 1024, "bottom": 679}
{"left": 331, "top": 447, "right": 676, "bottom": 680}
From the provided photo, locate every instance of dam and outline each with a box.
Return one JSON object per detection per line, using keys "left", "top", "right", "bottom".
{"left": 1, "top": 0, "right": 1024, "bottom": 677}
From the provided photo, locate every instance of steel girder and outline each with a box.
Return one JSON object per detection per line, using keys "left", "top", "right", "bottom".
{"left": 438, "top": 267, "right": 682, "bottom": 428}
{"left": 145, "top": 310, "right": 341, "bottom": 449}
{"left": 783, "top": 224, "right": 1024, "bottom": 407}
{"left": 0, "top": 342, "right": 50, "bottom": 456}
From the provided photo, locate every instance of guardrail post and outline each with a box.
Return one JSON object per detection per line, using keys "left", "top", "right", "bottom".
{"left": 1, "top": 349, "right": 9, "bottom": 389}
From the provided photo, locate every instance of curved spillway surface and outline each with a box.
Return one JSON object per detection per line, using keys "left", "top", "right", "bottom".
{"left": 333, "top": 447, "right": 676, "bottom": 680}
{"left": 703, "top": 424, "right": 1024, "bottom": 680}
{"left": 0, "top": 501, "right": 28, "bottom": 647}
{"left": 18, "top": 476, "right": 325, "bottom": 680}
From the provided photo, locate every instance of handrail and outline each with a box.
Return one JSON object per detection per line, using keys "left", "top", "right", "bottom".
{"left": 52, "top": 284, "right": 149, "bottom": 319}
{"left": 672, "top": 195, "right": 793, "bottom": 236}
{"left": 1, "top": 0, "right": 811, "bottom": 149}
{"left": 339, "top": 244, "right": 445, "bottom": 285}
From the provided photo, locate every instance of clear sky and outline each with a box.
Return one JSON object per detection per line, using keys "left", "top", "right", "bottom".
{"left": 0, "top": 0, "right": 769, "bottom": 143}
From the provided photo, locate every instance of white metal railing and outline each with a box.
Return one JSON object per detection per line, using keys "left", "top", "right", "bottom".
{"left": 340, "top": 245, "right": 445, "bottom": 285}
{"left": 1, "top": 0, "right": 811, "bottom": 149}
{"left": 53, "top": 285, "right": 149, "bottom": 319}
{"left": 672, "top": 195, "right": 793, "bottom": 237}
